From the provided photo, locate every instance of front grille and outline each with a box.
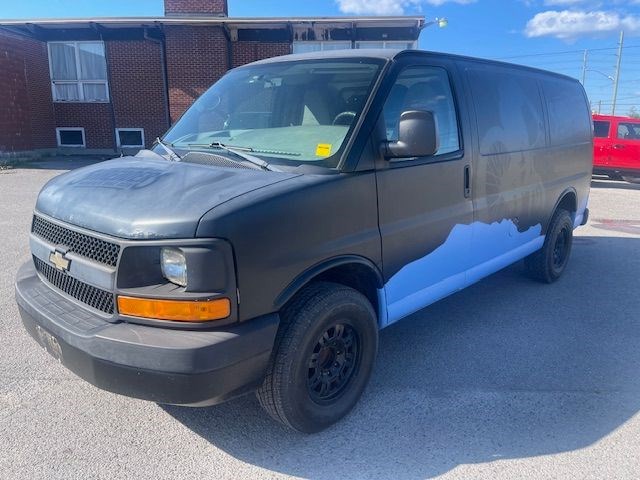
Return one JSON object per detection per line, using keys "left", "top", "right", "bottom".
{"left": 31, "top": 215, "right": 120, "bottom": 267}
{"left": 33, "top": 256, "right": 115, "bottom": 314}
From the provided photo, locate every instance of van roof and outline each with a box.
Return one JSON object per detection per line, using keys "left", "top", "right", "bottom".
{"left": 249, "top": 49, "right": 580, "bottom": 83}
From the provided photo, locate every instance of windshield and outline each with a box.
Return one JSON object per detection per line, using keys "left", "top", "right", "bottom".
{"left": 161, "top": 58, "right": 384, "bottom": 169}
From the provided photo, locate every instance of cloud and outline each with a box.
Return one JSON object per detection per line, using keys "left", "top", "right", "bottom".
{"left": 542, "top": 0, "right": 585, "bottom": 5}
{"left": 335, "top": 0, "right": 475, "bottom": 16}
{"left": 524, "top": 0, "right": 640, "bottom": 7}
{"left": 525, "top": 10, "right": 640, "bottom": 39}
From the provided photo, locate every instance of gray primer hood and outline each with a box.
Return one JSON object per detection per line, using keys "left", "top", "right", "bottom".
{"left": 35, "top": 156, "right": 299, "bottom": 239}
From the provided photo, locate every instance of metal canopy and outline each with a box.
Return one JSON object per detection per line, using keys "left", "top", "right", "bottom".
{"left": 0, "top": 16, "right": 424, "bottom": 42}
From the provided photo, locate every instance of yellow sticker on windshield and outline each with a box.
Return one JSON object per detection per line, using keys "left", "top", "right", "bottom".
{"left": 316, "top": 143, "right": 332, "bottom": 157}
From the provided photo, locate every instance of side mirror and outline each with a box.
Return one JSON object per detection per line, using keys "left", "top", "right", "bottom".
{"left": 383, "top": 110, "right": 439, "bottom": 158}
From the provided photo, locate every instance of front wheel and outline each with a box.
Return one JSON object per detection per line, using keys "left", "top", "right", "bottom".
{"left": 524, "top": 208, "right": 574, "bottom": 283}
{"left": 256, "top": 282, "right": 378, "bottom": 433}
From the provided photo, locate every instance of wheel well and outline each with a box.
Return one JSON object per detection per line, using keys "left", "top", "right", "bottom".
{"left": 557, "top": 191, "right": 577, "bottom": 214}
{"left": 311, "top": 263, "right": 382, "bottom": 319}
{"left": 551, "top": 190, "right": 578, "bottom": 229}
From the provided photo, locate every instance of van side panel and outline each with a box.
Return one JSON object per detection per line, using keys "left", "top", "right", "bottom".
{"left": 463, "top": 63, "right": 551, "bottom": 281}
{"left": 463, "top": 61, "right": 591, "bottom": 265}
{"left": 373, "top": 57, "right": 474, "bottom": 326}
{"left": 539, "top": 76, "right": 592, "bottom": 226}
{"left": 376, "top": 58, "right": 592, "bottom": 327}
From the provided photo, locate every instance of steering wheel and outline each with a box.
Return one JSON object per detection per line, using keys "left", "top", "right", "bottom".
{"left": 332, "top": 111, "right": 357, "bottom": 126}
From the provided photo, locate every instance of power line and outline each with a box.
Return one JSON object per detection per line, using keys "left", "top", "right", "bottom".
{"left": 607, "top": 95, "right": 640, "bottom": 101}
{"left": 498, "top": 44, "right": 640, "bottom": 60}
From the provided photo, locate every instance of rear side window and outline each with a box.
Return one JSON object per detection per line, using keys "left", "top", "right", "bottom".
{"left": 542, "top": 78, "right": 591, "bottom": 146}
{"left": 467, "top": 67, "right": 545, "bottom": 155}
{"left": 593, "top": 121, "right": 610, "bottom": 138}
{"left": 382, "top": 65, "right": 460, "bottom": 156}
{"left": 616, "top": 122, "right": 640, "bottom": 140}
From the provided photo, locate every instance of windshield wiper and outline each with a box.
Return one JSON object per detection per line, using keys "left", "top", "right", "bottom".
{"left": 155, "top": 137, "right": 182, "bottom": 162}
{"left": 187, "top": 142, "right": 277, "bottom": 171}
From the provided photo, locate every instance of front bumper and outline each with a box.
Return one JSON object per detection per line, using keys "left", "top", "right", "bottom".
{"left": 581, "top": 207, "right": 589, "bottom": 226}
{"left": 15, "top": 261, "right": 279, "bottom": 406}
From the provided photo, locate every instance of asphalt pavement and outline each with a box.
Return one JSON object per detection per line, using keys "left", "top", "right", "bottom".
{"left": 1, "top": 162, "right": 639, "bottom": 480}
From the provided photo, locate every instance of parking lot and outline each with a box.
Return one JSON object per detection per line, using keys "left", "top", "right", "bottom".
{"left": 1, "top": 161, "right": 639, "bottom": 480}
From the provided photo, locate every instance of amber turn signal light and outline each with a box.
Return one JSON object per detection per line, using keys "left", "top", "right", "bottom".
{"left": 117, "top": 296, "right": 231, "bottom": 322}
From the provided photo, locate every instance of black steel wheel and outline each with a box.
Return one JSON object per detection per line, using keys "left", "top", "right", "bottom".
{"left": 307, "top": 323, "right": 360, "bottom": 403}
{"left": 552, "top": 223, "right": 571, "bottom": 270}
{"left": 257, "top": 282, "right": 378, "bottom": 433}
{"left": 524, "top": 208, "right": 574, "bottom": 283}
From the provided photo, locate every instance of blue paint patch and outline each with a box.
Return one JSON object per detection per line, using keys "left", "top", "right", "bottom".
{"left": 573, "top": 196, "right": 589, "bottom": 228}
{"left": 465, "top": 234, "right": 544, "bottom": 285}
{"left": 376, "top": 287, "right": 389, "bottom": 328}
{"left": 378, "top": 220, "right": 544, "bottom": 328}
{"left": 385, "top": 223, "right": 473, "bottom": 306}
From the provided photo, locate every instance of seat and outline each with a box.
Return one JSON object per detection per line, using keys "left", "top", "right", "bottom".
{"left": 302, "top": 87, "right": 333, "bottom": 125}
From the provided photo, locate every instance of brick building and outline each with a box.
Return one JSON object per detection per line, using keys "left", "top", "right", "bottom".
{"left": 0, "top": 0, "right": 424, "bottom": 157}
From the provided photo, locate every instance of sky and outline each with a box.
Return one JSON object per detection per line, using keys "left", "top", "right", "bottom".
{"left": 3, "top": 0, "right": 640, "bottom": 114}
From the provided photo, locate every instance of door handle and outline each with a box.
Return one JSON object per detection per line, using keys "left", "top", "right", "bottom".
{"left": 464, "top": 164, "right": 471, "bottom": 198}
{"left": 613, "top": 144, "right": 625, "bottom": 149}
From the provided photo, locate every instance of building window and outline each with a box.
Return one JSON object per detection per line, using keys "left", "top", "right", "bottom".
{"left": 293, "top": 40, "right": 417, "bottom": 54}
{"left": 48, "top": 41, "right": 109, "bottom": 102}
{"left": 56, "top": 128, "right": 86, "bottom": 147}
{"left": 116, "top": 128, "right": 145, "bottom": 148}
{"left": 292, "top": 41, "right": 352, "bottom": 54}
{"left": 355, "top": 41, "right": 417, "bottom": 49}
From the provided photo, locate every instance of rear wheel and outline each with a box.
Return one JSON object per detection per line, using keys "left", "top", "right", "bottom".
{"left": 256, "top": 282, "right": 378, "bottom": 433}
{"left": 524, "top": 208, "right": 573, "bottom": 283}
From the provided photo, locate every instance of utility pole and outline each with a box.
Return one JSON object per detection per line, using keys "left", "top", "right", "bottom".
{"left": 612, "top": 30, "right": 624, "bottom": 115}
{"left": 581, "top": 49, "right": 588, "bottom": 86}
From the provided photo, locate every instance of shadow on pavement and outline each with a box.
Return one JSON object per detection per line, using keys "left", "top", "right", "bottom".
{"left": 164, "top": 235, "right": 640, "bottom": 479}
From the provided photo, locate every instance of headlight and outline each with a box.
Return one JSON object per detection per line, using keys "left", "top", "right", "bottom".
{"left": 161, "top": 247, "right": 187, "bottom": 287}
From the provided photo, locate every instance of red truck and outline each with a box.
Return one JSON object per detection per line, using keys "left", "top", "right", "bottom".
{"left": 593, "top": 114, "right": 640, "bottom": 183}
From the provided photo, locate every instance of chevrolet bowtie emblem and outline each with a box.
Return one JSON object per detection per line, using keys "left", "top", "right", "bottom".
{"left": 49, "top": 250, "right": 70, "bottom": 272}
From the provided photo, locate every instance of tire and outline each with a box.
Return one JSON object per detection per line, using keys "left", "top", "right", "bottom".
{"left": 256, "top": 282, "right": 378, "bottom": 433}
{"left": 524, "top": 208, "right": 574, "bottom": 283}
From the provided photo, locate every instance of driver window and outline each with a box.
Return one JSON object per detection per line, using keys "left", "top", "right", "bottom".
{"left": 383, "top": 66, "right": 460, "bottom": 155}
